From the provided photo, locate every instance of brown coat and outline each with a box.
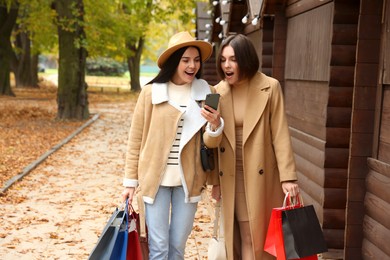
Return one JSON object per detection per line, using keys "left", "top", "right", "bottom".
{"left": 205, "top": 72, "right": 297, "bottom": 259}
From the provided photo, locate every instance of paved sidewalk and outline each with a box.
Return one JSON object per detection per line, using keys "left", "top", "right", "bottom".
{"left": 0, "top": 101, "right": 213, "bottom": 259}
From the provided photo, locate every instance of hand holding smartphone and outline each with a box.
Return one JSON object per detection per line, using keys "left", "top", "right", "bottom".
{"left": 205, "top": 93, "right": 220, "bottom": 112}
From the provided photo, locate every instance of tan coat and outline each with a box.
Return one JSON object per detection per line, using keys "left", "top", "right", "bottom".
{"left": 205, "top": 72, "right": 297, "bottom": 259}
{"left": 124, "top": 79, "right": 219, "bottom": 204}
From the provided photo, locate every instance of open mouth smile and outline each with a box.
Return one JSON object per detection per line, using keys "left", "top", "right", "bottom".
{"left": 225, "top": 71, "right": 234, "bottom": 78}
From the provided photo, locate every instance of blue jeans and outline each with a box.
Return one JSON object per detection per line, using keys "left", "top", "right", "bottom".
{"left": 145, "top": 186, "right": 198, "bottom": 260}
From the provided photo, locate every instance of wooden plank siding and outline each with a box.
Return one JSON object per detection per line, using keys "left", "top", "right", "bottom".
{"left": 359, "top": 1, "right": 390, "bottom": 259}
{"left": 195, "top": 2, "right": 219, "bottom": 86}
{"left": 363, "top": 158, "right": 390, "bottom": 259}
{"left": 284, "top": 0, "right": 360, "bottom": 253}
{"left": 261, "top": 17, "right": 274, "bottom": 77}
{"left": 384, "top": 0, "right": 390, "bottom": 84}
{"left": 378, "top": 87, "right": 390, "bottom": 162}
{"left": 202, "top": 54, "right": 219, "bottom": 86}
{"left": 272, "top": 8, "right": 288, "bottom": 90}
{"left": 285, "top": 4, "right": 332, "bottom": 81}
{"left": 344, "top": 0, "right": 383, "bottom": 258}
{"left": 198, "top": 0, "right": 390, "bottom": 258}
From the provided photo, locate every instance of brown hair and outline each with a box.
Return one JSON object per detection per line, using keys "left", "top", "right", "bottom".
{"left": 216, "top": 34, "right": 260, "bottom": 81}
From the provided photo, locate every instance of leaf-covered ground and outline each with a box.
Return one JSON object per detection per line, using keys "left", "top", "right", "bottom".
{"left": 0, "top": 79, "right": 215, "bottom": 259}
{"left": 0, "top": 80, "right": 133, "bottom": 190}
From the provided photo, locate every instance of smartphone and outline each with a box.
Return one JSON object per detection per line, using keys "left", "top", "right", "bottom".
{"left": 205, "top": 93, "right": 220, "bottom": 111}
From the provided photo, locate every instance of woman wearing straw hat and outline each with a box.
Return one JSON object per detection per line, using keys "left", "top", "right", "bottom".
{"left": 121, "top": 31, "right": 223, "bottom": 259}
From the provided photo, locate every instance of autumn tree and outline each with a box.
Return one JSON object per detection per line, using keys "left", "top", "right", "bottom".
{"left": 123, "top": 0, "right": 197, "bottom": 92}
{"left": 11, "top": 23, "right": 40, "bottom": 88}
{"left": 54, "top": 0, "right": 89, "bottom": 120}
{"left": 1, "top": 0, "right": 199, "bottom": 118}
{"left": 0, "top": 1, "right": 18, "bottom": 96}
{"left": 1, "top": 0, "right": 56, "bottom": 94}
{"left": 84, "top": 0, "right": 198, "bottom": 92}
{"left": 11, "top": 0, "right": 56, "bottom": 88}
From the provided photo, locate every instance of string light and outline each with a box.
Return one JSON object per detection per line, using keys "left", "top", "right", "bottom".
{"left": 241, "top": 14, "right": 249, "bottom": 24}
{"left": 251, "top": 15, "right": 259, "bottom": 26}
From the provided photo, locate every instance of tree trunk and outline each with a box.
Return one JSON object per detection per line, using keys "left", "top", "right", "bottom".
{"left": 11, "top": 27, "right": 38, "bottom": 88}
{"left": 0, "top": 5, "right": 18, "bottom": 96}
{"left": 31, "top": 54, "right": 39, "bottom": 86}
{"left": 126, "top": 36, "right": 144, "bottom": 92}
{"left": 55, "top": 0, "right": 89, "bottom": 120}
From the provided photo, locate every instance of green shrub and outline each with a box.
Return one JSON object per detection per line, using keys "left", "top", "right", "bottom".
{"left": 86, "top": 57, "right": 127, "bottom": 76}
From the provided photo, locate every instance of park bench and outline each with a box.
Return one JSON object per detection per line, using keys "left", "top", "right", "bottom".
{"left": 86, "top": 76, "right": 130, "bottom": 93}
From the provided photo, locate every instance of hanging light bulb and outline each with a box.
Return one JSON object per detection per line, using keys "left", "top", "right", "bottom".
{"left": 212, "top": 1, "right": 219, "bottom": 6}
{"left": 218, "top": 32, "right": 223, "bottom": 39}
{"left": 251, "top": 15, "right": 259, "bottom": 26}
{"left": 215, "top": 16, "right": 221, "bottom": 23}
{"left": 205, "top": 23, "right": 212, "bottom": 29}
{"left": 241, "top": 14, "right": 249, "bottom": 24}
{"left": 219, "top": 20, "right": 227, "bottom": 25}
{"left": 222, "top": 0, "right": 229, "bottom": 5}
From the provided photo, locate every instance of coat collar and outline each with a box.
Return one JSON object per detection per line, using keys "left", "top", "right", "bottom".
{"left": 150, "top": 78, "right": 211, "bottom": 149}
{"left": 218, "top": 72, "right": 270, "bottom": 150}
{"left": 151, "top": 78, "right": 211, "bottom": 104}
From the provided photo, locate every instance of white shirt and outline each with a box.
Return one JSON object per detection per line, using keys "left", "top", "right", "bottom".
{"left": 160, "top": 81, "right": 191, "bottom": 186}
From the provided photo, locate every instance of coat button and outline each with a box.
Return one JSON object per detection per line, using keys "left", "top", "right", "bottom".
{"left": 220, "top": 147, "right": 225, "bottom": 152}
{"left": 219, "top": 171, "right": 223, "bottom": 176}
{"left": 259, "top": 169, "right": 264, "bottom": 175}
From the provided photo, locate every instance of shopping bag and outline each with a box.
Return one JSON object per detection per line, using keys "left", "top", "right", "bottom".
{"left": 282, "top": 205, "right": 327, "bottom": 258}
{"left": 111, "top": 203, "right": 129, "bottom": 260}
{"left": 89, "top": 203, "right": 128, "bottom": 260}
{"left": 127, "top": 204, "right": 149, "bottom": 260}
{"left": 208, "top": 201, "right": 227, "bottom": 260}
{"left": 264, "top": 193, "right": 326, "bottom": 260}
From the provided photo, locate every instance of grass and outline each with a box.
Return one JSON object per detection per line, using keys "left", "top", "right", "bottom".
{"left": 41, "top": 69, "right": 157, "bottom": 78}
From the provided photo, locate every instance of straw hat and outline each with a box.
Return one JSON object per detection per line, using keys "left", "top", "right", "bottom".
{"left": 157, "top": 31, "right": 213, "bottom": 68}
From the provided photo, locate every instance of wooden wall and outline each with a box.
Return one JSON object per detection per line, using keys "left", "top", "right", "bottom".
{"left": 284, "top": 1, "right": 359, "bottom": 255}
{"left": 379, "top": 87, "right": 390, "bottom": 162}
{"left": 271, "top": 8, "right": 287, "bottom": 90}
{"left": 196, "top": 2, "right": 219, "bottom": 86}
{"left": 344, "top": 0, "right": 383, "bottom": 258}
{"left": 261, "top": 16, "right": 274, "bottom": 77}
{"left": 201, "top": 0, "right": 390, "bottom": 258}
{"left": 363, "top": 159, "right": 390, "bottom": 259}
{"left": 377, "top": 0, "right": 390, "bottom": 163}
{"left": 360, "top": 0, "right": 390, "bottom": 259}
{"left": 202, "top": 53, "right": 219, "bottom": 86}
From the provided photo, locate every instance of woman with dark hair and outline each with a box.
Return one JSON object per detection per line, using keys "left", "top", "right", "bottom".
{"left": 121, "top": 31, "right": 222, "bottom": 259}
{"left": 202, "top": 34, "right": 299, "bottom": 259}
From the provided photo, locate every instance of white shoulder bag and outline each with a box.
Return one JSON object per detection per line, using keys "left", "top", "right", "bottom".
{"left": 208, "top": 201, "right": 227, "bottom": 260}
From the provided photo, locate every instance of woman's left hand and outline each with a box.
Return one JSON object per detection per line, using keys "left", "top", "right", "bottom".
{"left": 201, "top": 106, "right": 221, "bottom": 130}
{"left": 282, "top": 181, "right": 299, "bottom": 197}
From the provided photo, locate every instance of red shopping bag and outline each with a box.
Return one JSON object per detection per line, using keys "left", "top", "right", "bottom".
{"left": 127, "top": 205, "right": 149, "bottom": 260}
{"left": 264, "top": 194, "right": 319, "bottom": 260}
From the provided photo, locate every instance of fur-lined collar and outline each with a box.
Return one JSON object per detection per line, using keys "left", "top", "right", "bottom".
{"left": 151, "top": 78, "right": 210, "bottom": 104}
